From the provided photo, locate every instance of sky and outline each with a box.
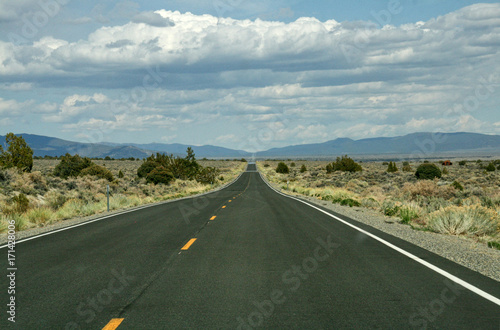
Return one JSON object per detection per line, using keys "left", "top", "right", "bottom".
{"left": 0, "top": 0, "right": 499, "bottom": 152}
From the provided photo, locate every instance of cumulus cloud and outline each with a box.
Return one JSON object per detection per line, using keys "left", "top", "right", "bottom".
{"left": 1, "top": 4, "right": 500, "bottom": 147}
{"left": 132, "top": 11, "right": 175, "bottom": 27}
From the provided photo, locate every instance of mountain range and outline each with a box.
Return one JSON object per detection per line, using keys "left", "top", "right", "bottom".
{"left": 1, "top": 132, "right": 499, "bottom": 159}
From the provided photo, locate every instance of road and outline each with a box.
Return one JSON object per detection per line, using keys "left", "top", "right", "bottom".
{"left": 1, "top": 163, "right": 499, "bottom": 329}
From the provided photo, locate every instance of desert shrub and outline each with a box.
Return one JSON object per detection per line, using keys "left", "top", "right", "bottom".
{"left": 399, "top": 204, "right": 420, "bottom": 224}
{"left": 382, "top": 162, "right": 389, "bottom": 165}
{"left": 290, "top": 162, "right": 296, "bottom": 167}
{"left": 0, "top": 133, "right": 33, "bottom": 173}
{"left": 46, "top": 192, "right": 67, "bottom": 210}
{"left": 300, "top": 164, "right": 307, "bottom": 173}
{"left": 485, "top": 162, "right": 496, "bottom": 172}
{"left": 382, "top": 200, "right": 401, "bottom": 217}
{"left": 137, "top": 161, "right": 158, "bottom": 178}
{"left": 326, "top": 164, "right": 333, "bottom": 173}
{"left": 276, "top": 162, "right": 289, "bottom": 174}
{"left": 402, "top": 164, "right": 412, "bottom": 172}
{"left": 80, "top": 164, "right": 114, "bottom": 182}
{"left": 264, "top": 164, "right": 270, "bottom": 168}
{"left": 196, "top": 166, "right": 220, "bottom": 184}
{"left": 11, "top": 193, "right": 30, "bottom": 214}
{"left": 361, "top": 197, "right": 379, "bottom": 208}
{"left": 403, "top": 181, "right": 439, "bottom": 199}
{"left": 118, "top": 170, "right": 124, "bottom": 178}
{"left": 387, "top": 162, "right": 398, "bottom": 173}
{"left": 0, "top": 170, "right": 9, "bottom": 182}
{"left": 330, "top": 155, "right": 362, "bottom": 172}
{"left": 426, "top": 205, "right": 499, "bottom": 236}
{"left": 415, "top": 163, "right": 442, "bottom": 180}
{"left": 452, "top": 181, "right": 464, "bottom": 191}
{"left": 442, "top": 167, "right": 449, "bottom": 175}
{"left": 146, "top": 166, "right": 174, "bottom": 185}
{"left": 458, "top": 160, "right": 467, "bottom": 166}
{"left": 340, "top": 198, "right": 361, "bottom": 207}
{"left": 488, "top": 241, "right": 500, "bottom": 250}
{"left": 28, "top": 171, "right": 48, "bottom": 193}
{"left": 53, "top": 154, "right": 92, "bottom": 179}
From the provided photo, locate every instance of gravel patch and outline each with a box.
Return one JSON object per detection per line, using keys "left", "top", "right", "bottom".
{"left": 265, "top": 180, "right": 500, "bottom": 283}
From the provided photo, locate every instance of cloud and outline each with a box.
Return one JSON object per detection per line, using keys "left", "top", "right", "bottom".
{"left": 132, "top": 11, "right": 175, "bottom": 27}
{"left": 1, "top": 4, "right": 500, "bottom": 147}
{"left": 0, "top": 82, "right": 33, "bottom": 91}
{"left": 0, "top": 97, "right": 34, "bottom": 115}
{"left": 64, "top": 16, "right": 93, "bottom": 25}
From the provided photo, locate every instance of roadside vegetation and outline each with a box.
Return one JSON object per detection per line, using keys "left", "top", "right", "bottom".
{"left": 0, "top": 134, "right": 246, "bottom": 233}
{"left": 258, "top": 157, "right": 500, "bottom": 248}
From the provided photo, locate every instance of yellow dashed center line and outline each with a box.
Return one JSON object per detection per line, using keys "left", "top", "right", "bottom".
{"left": 228, "top": 200, "right": 232, "bottom": 202}
{"left": 222, "top": 206, "right": 226, "bottom": 209}
{"left": 210, "top": 216, "right": 216, "bottom": 221}
{"left": 181, "top": 238, "right": 197, "bottom": 250}
{"left": 102, "top": 318, "right": 124, "bottom": 330}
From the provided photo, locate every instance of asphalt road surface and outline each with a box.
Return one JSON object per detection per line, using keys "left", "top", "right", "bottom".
{"left": 1, "top": 163, "right": 499, "bottom": 329}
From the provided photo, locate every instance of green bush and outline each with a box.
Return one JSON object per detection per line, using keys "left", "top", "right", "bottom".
{"left": 53, "top": 154, "right": 92, "bottom": 179}
{"left": 276, "top": 162, "right": 290, "bottom": 174}
{"left": 0, "top": 133, "right": 33, "bottom": 173}
{"left": 80, "top": 164, "right": 114, "bottom": 182}
{"left": 330, "top": 155, "right": 362, "bottom": 173}
{"left": 326, "top": 164, "right": 333, "bottom": 173}
{"left": 458, "top": 160, "right": 467, "bottom": 166}
{"left": 382, "top": 200, "right": 400, "bottom": 217}
{"left": 137, "top": 161, "right": 159, "bottom": 178}
{"left": 118, "top": 170, "right": 124, "bottom": 178}
{"left": 415, "top": 163, "right": 442, "bottom": 180}
{"left": 452, "top": 181, "right": 464, "bottom": 191}
{"left": 387, "top": 161, "right": 398, "bottom": 173}
{"left": 488, "top": 241, "right": 500, "bottom": 250}
{"left": 196, "top": 166, "right": 220, "bottom": 184}
{"left": 300, "top": 164, "right": 307, "bottom": 173}
{"left": 145, "top": 166, "right": 174, "bottom": 185}
{"left": 340, "top": 198, "right": 361, "bottom": 207}
{"left": 290, "top": 162, "right": 296, "bottom": 167}
{"left": 485, "top": 162, "right": 496, "bottom": 172}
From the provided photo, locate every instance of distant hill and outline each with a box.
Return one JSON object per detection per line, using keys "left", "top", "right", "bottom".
{"left": 1, "top": 132, "right": 499, "bottom": 159}
{"left": 0, "top": 134, "right": 153, "bottom": 159}
{"left": 0, "top": 134, "right": 250, "bottom": 159}
{"left": 103, "top": 142, "right": 251, "bottom": 158}
{"left": 255, "top": 132, "right": 500, "bottom": 158}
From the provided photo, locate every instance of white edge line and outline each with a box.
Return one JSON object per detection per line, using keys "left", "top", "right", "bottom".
{"left": 0, "top": 170, "right": 246, "bottom": 249}
{"left": 258, "top": 172, "right": 500, "bottom": 307}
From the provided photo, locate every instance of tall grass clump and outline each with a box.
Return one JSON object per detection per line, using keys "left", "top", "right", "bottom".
{"left": 26, "top": 207, "right": 53, "bottom": 226}
{"left": 426, "top": 205, "right": 499, "bottom": 236}
{"left": 399, "top": 203, "right": 421, "bottom": 224}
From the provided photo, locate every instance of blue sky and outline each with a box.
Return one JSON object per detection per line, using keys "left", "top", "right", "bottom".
{"left": 1, "top": 1, "right": 499, "bottom": 151}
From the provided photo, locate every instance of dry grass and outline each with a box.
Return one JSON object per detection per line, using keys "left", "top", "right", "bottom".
{"left": 0, "top": 159, "right": 246, "bottom": 233}
{"left": 258, "top": 160, "right": 500, "bottom": 241}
